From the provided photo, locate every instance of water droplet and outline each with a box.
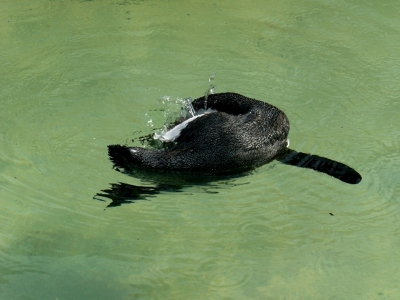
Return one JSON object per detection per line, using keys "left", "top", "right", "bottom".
{"left": 183, "top": 97, "right": 195, "bottom": 117}
{"left": 204, "top": 73, "right": 216, "bottom": 110}
{"left": 209, "top": 73, "right": 215, "bottom": 83}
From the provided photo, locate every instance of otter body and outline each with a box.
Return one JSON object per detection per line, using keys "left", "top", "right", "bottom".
{"left": 108, "top": 93, "right": 361, "bottom": 184}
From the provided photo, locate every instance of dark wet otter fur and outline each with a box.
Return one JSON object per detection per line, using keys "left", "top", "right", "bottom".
{"left": 108, "top": 92, "right": 361, "bottom": 184}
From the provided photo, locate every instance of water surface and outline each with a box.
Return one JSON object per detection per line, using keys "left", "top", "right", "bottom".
{"left": 1, "top": 0, "right": 400, "bottom": 299}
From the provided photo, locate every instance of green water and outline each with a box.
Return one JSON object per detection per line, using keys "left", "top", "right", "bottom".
{"left": 1, "top": 0, "right": 400, "bottom": 299}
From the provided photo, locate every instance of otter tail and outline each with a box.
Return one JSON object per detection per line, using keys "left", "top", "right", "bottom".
{"left": 277, "top": 148, "right": 362, "bottom": 184}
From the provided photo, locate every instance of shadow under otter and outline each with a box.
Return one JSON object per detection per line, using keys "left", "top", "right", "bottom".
{"left": 96, "top": 93, "right": 361, "bottom": 207}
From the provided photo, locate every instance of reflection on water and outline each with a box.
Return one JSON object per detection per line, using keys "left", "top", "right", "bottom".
{"left": 1, "top": 0, "right": 400, "bottom": 299}
{"left": 95, "top": 165, "right": 251, "bottom": 207}
{"left": 95, "top": 178, "right": 248, "bottom": 207}
{"left": 95, "top": 182, "right": 160, "bottom": 206}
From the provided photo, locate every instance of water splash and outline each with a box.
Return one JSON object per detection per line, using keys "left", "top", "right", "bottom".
{"left": 159, "top": 96, "right": 182, "bottom": 126}
{"left": 145, "top": 75, "right": 217, "bottom": 144}
{"left": 183, "top": 97, "right": 195, "bottom": 118}
{"left": 145, "top": 113, "right": 153, "bottom": 128}
{"left": 151, "top": 96, "right": 193, "bottom": 142}
{"left": 204, "top": 73, "right": 216, "bottom": 110}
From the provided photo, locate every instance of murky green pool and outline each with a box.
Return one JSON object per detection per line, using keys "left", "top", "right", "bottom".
{"left": 1, "top": 0, "right": 400, "bottom": 299}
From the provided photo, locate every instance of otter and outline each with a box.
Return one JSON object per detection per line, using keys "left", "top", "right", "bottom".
{"left": 107, "top": 92, "right": 362, "bottom": 185}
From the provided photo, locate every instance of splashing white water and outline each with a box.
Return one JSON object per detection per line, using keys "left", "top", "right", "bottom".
{"left": 145, "top": 75, "right": 218, "bottom": 143}
{"left": 145, "top": 113, "right": 154, "bottom": 128}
